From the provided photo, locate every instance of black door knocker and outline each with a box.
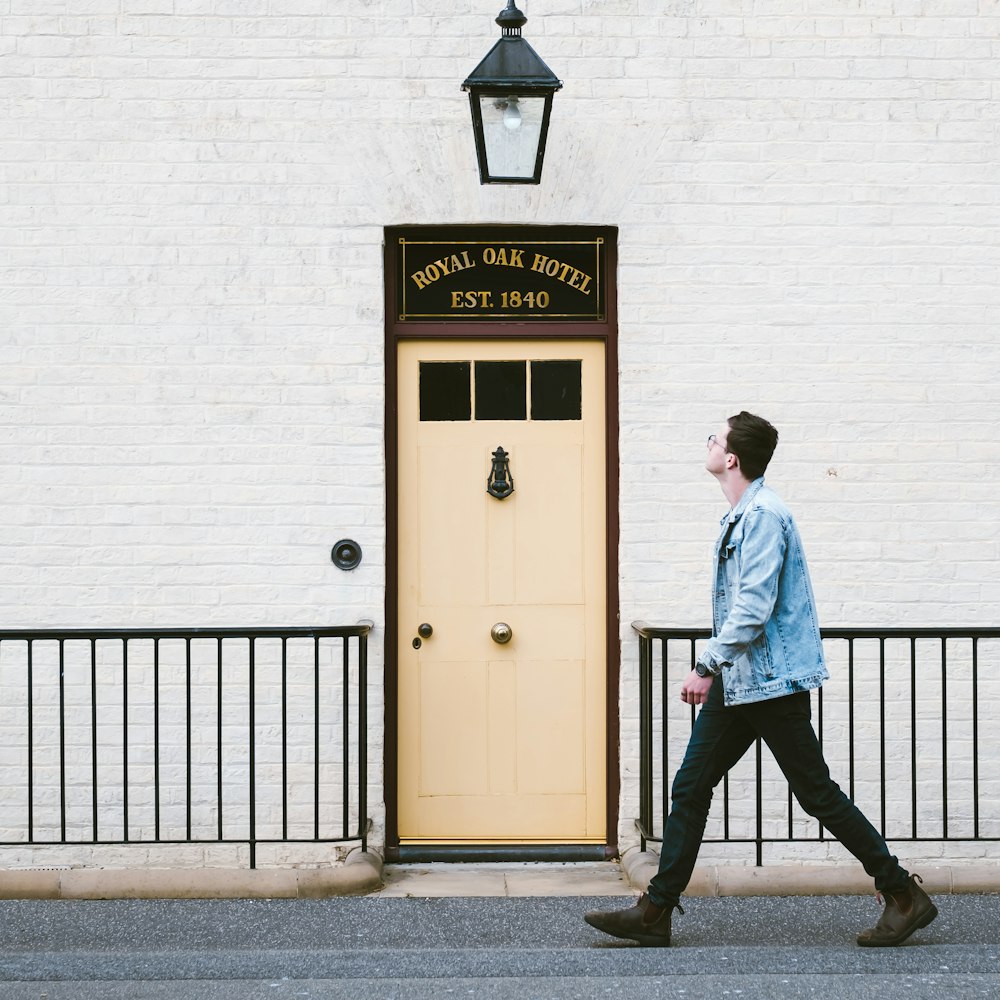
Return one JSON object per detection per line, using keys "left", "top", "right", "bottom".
{"left": 486, "top": 446, "right": 515, "bottom": 500}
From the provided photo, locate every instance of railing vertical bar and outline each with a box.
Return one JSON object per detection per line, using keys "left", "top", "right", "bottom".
{"left": 281, "top": 636, "right": 288, "bottom": 842}
{"left": 755, "top": 737, "right": 763, "bottom": 867}
{"left": 249, "top": 636, "right": 257, "bottom": 870}
{"left": 660, "top": 639, "right": 670, "bottom": 836}
{"left": 58, "top": 639, "right": 66, "bottom": 843}
{"left": 27, "top": 639, "right": 34, "bottom": 843}
{"left": 792, "top": 771, "right": 800, "bottom": 841}
{"left": 812, "top": 686, "right": 823, "bottom": 840}
{"left": 879, "top": 637, "right": 887, "bottom": 836}
{"left": 122, "top": 638, "right": 129, "bottom": 842}
{"left": 649, "top": 638, "right": 670, "bottom": 837}
{"left": 343, "top": 635, "right": 350, "bottom": 840}
{"left": 660, "top": 639, "right": 668, "bottom": 841}
{"left": 971, "top": 637, "right": 980, "bottom": 839}
{"left": 217, "top": 637, "right": 224, "bottom": 842}
{"left": 314, "top": 635, "right": 320, "bottom": 842}
{"left": 910, "top": 637, "right": 918, "bottom": 839}
{"left": 940, "top": 637, "right": 948, "bottom": 840}
{"left": 637, "top": 635, "right": 647, "bottom": 849}
{"left": 722, "top": 771, "right": 731, "bottom": 840}
{"left": 657, "top": 637, "right": 664, "bottom": 843}
{"left": 358, "top": 631, "right": 368, "bottom": 851}
{"left": 186, "top": 637, "right": 192, "bottom": 843}
{"left": 847, "top": 638, "right": 855, "bottom": 801}
{"left": 722, "top": 780, "right": 732, "bottom": 841}
{"left": 637, "top": 633, "right": 651, "bottom": 851}
{"left": 90, "top": 638, "right": 98, "bottom": 842}
{"left": 154, "top": 638, "right": 161, "bottom": 842}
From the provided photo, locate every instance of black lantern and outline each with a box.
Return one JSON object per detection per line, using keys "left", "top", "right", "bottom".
{"left": 462, "top": 1, "right": 563, "bottom": 185}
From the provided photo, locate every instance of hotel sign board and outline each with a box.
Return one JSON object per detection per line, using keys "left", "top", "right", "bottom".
{"left": 394, "top": 227, "right": 607, "bottom": 322}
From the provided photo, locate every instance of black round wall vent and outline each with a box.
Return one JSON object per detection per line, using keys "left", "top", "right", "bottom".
{"left": 331, "top": 539, "right": 362, "bottom": 570}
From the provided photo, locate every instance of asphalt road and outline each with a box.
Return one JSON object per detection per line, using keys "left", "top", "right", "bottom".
{"left": 1, "top": 894, "right": 998, "bottom": 999}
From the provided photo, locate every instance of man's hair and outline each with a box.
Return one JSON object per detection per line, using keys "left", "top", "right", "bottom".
{"left": 726, "top": 411, "right": 779, "bottom": 481}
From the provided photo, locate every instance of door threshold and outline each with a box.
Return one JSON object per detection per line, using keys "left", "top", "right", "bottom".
{"left": 390, "top": 844, "right": 615, "bottom": 863}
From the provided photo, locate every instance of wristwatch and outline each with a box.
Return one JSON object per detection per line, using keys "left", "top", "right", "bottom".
{"left": 694, "top": 662, "right": 716, "bottom": 678}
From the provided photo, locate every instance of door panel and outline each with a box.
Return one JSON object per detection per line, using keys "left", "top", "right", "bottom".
{"left": 397, "top": 339, "right": 606, "bottom": 843}
{"left": 515, "top": 441, "right": 585, "bottom": 604}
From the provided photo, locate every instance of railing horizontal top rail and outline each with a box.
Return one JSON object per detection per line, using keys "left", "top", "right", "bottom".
{"left": 0, "top": 621, "right": 374, "bottom": 641}
{"left": 631, "top": 621, "right": 1000, "bottom": 640}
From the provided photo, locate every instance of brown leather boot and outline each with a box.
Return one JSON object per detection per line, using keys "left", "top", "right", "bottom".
{"left": 856, "top": 874, "right": 938, "bottom": 947}
{"left": 583, "top": 893, "right": 679, "bottom": 947}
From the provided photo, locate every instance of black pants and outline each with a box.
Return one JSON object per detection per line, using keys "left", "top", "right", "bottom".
{"left": 647, "top": 679, "right": 910, "bottom": 910}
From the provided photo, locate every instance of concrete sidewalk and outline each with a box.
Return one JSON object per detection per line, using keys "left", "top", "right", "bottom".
{"left": 372, "top": 860, "right": 635, "bottom": 897}
{"left": 5, "top": 850, "right": 997, "bottom": 899}
{"left": 371, "top": 856, "right": 1000, "bottom": 899}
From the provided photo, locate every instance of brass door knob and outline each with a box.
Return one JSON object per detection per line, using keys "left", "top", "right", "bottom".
{"left": 490, "top": 622, "right": 512, "bottom": 645}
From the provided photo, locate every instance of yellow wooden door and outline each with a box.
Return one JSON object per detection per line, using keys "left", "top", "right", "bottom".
{"left": 397, "top": 339, "right": 606, "bottom": 843}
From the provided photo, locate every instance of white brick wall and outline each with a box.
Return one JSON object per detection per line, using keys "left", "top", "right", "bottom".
{"left": 1, "top": 1, "right": 998, "bottom": 869}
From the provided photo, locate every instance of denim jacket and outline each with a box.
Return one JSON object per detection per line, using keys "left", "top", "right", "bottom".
{"left": 699, "top": 477, "right": 829, "bottom": 706}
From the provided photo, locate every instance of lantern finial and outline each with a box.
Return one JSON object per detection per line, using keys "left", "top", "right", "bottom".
{"left": 496, "top": 1, "right": 527, "bottom": 36}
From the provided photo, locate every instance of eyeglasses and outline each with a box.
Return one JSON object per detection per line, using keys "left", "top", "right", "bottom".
{"left": 707, "top": 434, "right": 726, "bottom": 451}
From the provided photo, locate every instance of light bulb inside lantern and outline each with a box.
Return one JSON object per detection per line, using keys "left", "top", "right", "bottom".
{"left": 503, "top": 98, "right": 522, "bottom": 131}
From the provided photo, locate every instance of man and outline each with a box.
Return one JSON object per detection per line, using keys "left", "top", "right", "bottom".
{"left": 585, "top": 412, "right": 937, "bottom": 948}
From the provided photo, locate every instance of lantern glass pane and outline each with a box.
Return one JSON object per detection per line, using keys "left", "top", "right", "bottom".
{"left": 478, "top": 95, "right": 545, "bottom": 179}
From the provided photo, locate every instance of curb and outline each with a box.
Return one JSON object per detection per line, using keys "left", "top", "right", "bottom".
{"left": 620, "top": 847, "right": 1000, "bottom": 897}
{"left": 0, "top": 849, "right": 384, "bottom": 900}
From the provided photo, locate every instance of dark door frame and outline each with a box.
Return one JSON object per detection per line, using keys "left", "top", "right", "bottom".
{"left": 383, "top": 224, "right": 620, "bottom": 862}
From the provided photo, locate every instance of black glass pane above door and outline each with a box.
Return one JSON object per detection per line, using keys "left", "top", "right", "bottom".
{"left": 419, "top": 361, "right": 471, "bottom": 421}
{"left": 531, "top": 360, "right": 582, "bottom": 421}
{"left": 475, "top": 361, "right": 527, "bottom": 421}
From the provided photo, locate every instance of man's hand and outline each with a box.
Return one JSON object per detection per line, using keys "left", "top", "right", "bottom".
{"left": 681, "top": 670, "right": 714, "bottom": 706}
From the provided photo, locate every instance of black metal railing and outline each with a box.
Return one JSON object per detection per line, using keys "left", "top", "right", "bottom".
{"left": 634, "top": 622, "right": 1000, "bottom": 866}
{"left": 0, "top": 623, "right": 372, "bottom": 868}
